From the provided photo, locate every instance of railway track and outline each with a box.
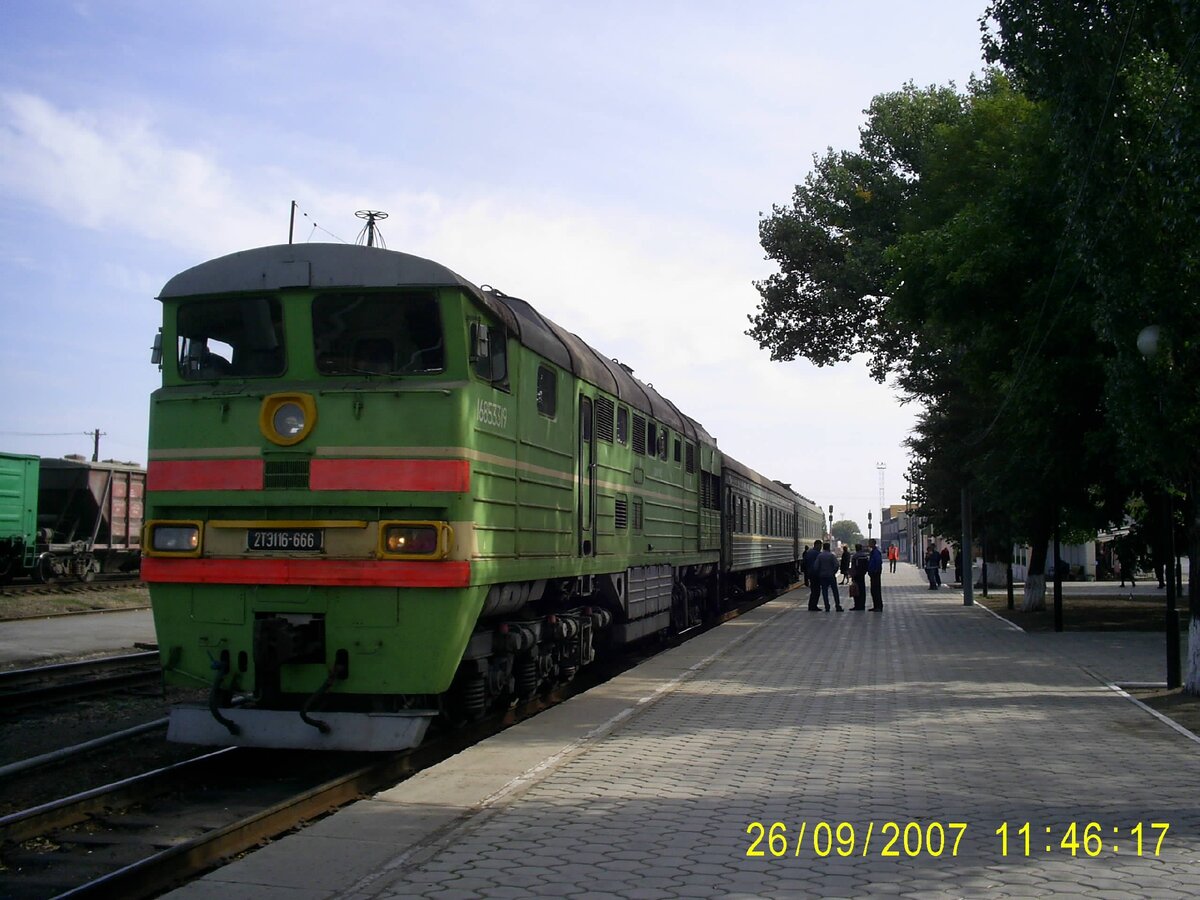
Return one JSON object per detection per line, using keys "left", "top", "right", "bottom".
{"left": 0, "top": 574, "right": 144, "bottom": 598}
{"left": 0, "top": 687, "right": 580, "bottom": 899}
{"left": 0, "top": 652, "right": 161, "bottom": 713}
{"left": 0, "top": 587, "right": 786, "bottom": 898}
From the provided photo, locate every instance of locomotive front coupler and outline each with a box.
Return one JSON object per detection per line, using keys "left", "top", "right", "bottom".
{"left": 300, "top": 649, "right": 349, "bottom": 735}
{"left": 208, "top": 650, "right": 241, "bottom": 736}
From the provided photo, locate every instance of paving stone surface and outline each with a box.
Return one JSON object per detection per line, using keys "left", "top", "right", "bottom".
{"left": 355, "top": 565, "right": 1200, "bottom": 898}
{"left": 168, "top": 565, "right": 1200, "bottom": 899}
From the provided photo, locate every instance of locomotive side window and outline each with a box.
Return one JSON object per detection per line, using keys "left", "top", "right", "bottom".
{"left": 470, "top": 322, "right": 507, "bottom": 383}
{"left": 617, "top": 406, "right": 629, "bottom": 445}
{"left": 177, "top": 296, "right": 284, "bottom": 380}
{"left": 536, "top": 365, "right": 557, "bottom": 417}
{"left": 312, "top": 292, "right": 444, "bottom": 376}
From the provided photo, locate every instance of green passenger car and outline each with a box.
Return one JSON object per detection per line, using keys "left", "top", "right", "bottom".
{"left": 144, "top": 244, "right": 810, "bottom": 750}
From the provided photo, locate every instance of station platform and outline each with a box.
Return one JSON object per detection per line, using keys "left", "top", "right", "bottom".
{"left": 168, "top": 565, "right": 1200, "bottom": 899}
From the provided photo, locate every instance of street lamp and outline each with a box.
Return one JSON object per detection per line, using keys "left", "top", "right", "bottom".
{"left": 1138, "top": 323, "right": 1180, "bottom": 690}
{"left": 828, "top": 505, "right": 833, "bottom": 540}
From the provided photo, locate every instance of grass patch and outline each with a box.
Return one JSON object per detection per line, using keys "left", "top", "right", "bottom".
{"left": 1130, "top": 687, "right": 1200, "bottom": 740}
{"left": 973, "top": 590, "right": 1191, "bottom": 633}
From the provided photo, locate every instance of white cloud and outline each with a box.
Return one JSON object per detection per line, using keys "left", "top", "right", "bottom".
{"left": 0, "top": 89, "right": 915, "bottom": 516}
{"left": 0, "top": 92, "right": 276, "bottom": 255}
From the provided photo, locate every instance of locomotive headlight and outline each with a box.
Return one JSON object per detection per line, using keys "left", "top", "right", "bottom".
{"left": 272, "top": 402, "right": 306, "bottom": 438}
{"left": 259, "top": 393, "right": 317, "bottom": 446}
{"left": 145, "top": 521, "right": 203, "bottom": 557}
{"left": 379, "top": 521, "right": 452, "bottom": 559}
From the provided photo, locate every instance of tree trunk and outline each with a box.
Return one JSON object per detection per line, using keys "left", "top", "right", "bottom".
{"left": 1022, "top": 531, "right": 1050, "bottom": 612}
{"left": 1185, "top": 473, "right": 1199, "bottom": 695}
{"left": 1186, "top": 618, "right": 1200, "bottom": 696}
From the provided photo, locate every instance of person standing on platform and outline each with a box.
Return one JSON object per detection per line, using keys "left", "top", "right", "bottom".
{"left": 840, "top": 545, "right": 851, "bottom": 584}
{"left": 851, "top": 543, "right": 870, "bottom": 609}
{"left": 924, "top": 542, "right": 941, "bottom": 589}
{"left": 803, "top": 542, "right": 822, "bottom": 610}
{"left": 940, "top": 546, "right": 951, "bottom": 572}
{"left": 815, "top": 541, "right": 843, "bottom": 611}
{"left": 1117, "top": 540, "right": 1137, "bottom": 589}
{"left": 868, "top": 538, "right": 884, "bottom": 611}
{"left": 887, "top": 543, "right": 898, "bottom": 573}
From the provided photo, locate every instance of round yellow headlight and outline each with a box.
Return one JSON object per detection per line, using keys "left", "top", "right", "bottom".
{"left": 260, "top": 393, "right": 317, "bottom": 446}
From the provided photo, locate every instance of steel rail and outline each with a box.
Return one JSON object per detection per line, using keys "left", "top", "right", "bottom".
{"left": 0, "top": 574, "right": 144, "bottom": 597}
{"left": 0, "top": 651, "right": 162, "bottom": 711}
{"left": 0, "top": 748, "right": 236, "bottom": 846}
{"left": 0, "top": 718, "right": 168, "bottom": 779}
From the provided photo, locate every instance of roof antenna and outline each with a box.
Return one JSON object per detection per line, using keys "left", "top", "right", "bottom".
{"left": 354, "top": 210, "right": 388, "bottom": 248}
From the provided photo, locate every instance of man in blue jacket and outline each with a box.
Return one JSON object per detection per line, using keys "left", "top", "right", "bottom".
{"left": 868, "top": 538, "right": 884, "bottom": 611}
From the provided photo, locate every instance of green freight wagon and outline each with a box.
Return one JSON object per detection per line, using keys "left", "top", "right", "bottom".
{"left": 0, "top": 452, "right": 39, "bottom": 583}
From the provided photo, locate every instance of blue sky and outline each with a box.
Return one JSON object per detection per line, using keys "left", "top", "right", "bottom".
{"left": 0, "top": 0, "right": 989, "bottom": 530}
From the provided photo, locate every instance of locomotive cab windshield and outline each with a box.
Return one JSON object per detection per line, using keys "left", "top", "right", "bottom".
{"left": 177, "top": 296, "right": 285, "bottom": 380}
{"left": 313, "top": 291, "right": 444, "bottom": 376}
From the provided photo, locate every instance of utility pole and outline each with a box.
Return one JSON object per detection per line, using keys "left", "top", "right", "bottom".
{"left": 961, "top": 486, "right": 973, "bottom": 606}
{"left": 91, "top": 428, "right": 104, "bottom": 462}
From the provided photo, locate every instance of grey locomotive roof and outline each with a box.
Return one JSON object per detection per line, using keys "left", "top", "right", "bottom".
{"left": 158, "top": 244, "right": 713, "bottom": 444}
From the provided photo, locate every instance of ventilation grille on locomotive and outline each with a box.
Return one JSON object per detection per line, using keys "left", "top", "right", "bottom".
{"left": 615, "top": 495, "right": 628, "bottom": 529}
{"left": 594, "top": 396, "right": 615, "bottom": 443}
{"left": 632, "top": 415, "right": 646, "bottom": 456}
{"left": 264, "top": 459, "right": 310, "bottom": 489}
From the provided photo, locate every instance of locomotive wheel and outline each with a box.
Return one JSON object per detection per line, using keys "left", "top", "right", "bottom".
{"left": 33, "top": 554, "right": 55, "bottom": 584}
{"left": 0, "top": 557, "right": 16, "bottom": 585}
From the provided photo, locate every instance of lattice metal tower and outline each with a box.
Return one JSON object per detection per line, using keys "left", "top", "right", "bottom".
{"left": 877, "top": 462, "right": 887, "bottom": 518}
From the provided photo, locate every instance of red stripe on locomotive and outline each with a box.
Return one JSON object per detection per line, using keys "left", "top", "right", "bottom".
{"left": 309, "top": 458, "right": 470, "bottom": 492}
{"left": 142, "top": 557, "right": 471, "bottom": 588}
{"left": 147, "top": 459, "right": 264, "bottom": 491}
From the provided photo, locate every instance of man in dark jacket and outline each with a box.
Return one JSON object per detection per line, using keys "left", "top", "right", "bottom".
{"left": 803, "top": 542, "right": 822, "bottom": 610}
{"left": 814, "top": 541, "right": 843, "bottom": 611}
{"left": 868, "top": 538, "right": 884, "bottom": 611}
{"left": 851, "top": 543, "right": 870, "bottom": 610}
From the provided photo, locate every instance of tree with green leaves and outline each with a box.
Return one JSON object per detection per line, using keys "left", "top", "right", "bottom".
{"left": 985, "top": 0, "right": 1200, "bottom": 688}
{"left": 751, "top": 72, "right": 1123, "bottom": 609}
{"left": 830, "top": 519, "right": 865, "bottom": 547}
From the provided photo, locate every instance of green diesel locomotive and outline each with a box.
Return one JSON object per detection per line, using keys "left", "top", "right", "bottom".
{"left": 143, "top": 244, "right": 822, "bottom": 750}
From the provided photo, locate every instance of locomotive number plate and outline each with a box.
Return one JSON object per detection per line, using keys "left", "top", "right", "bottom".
{"left": 246, "top": 528, "right": 324, "bottom": 552}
